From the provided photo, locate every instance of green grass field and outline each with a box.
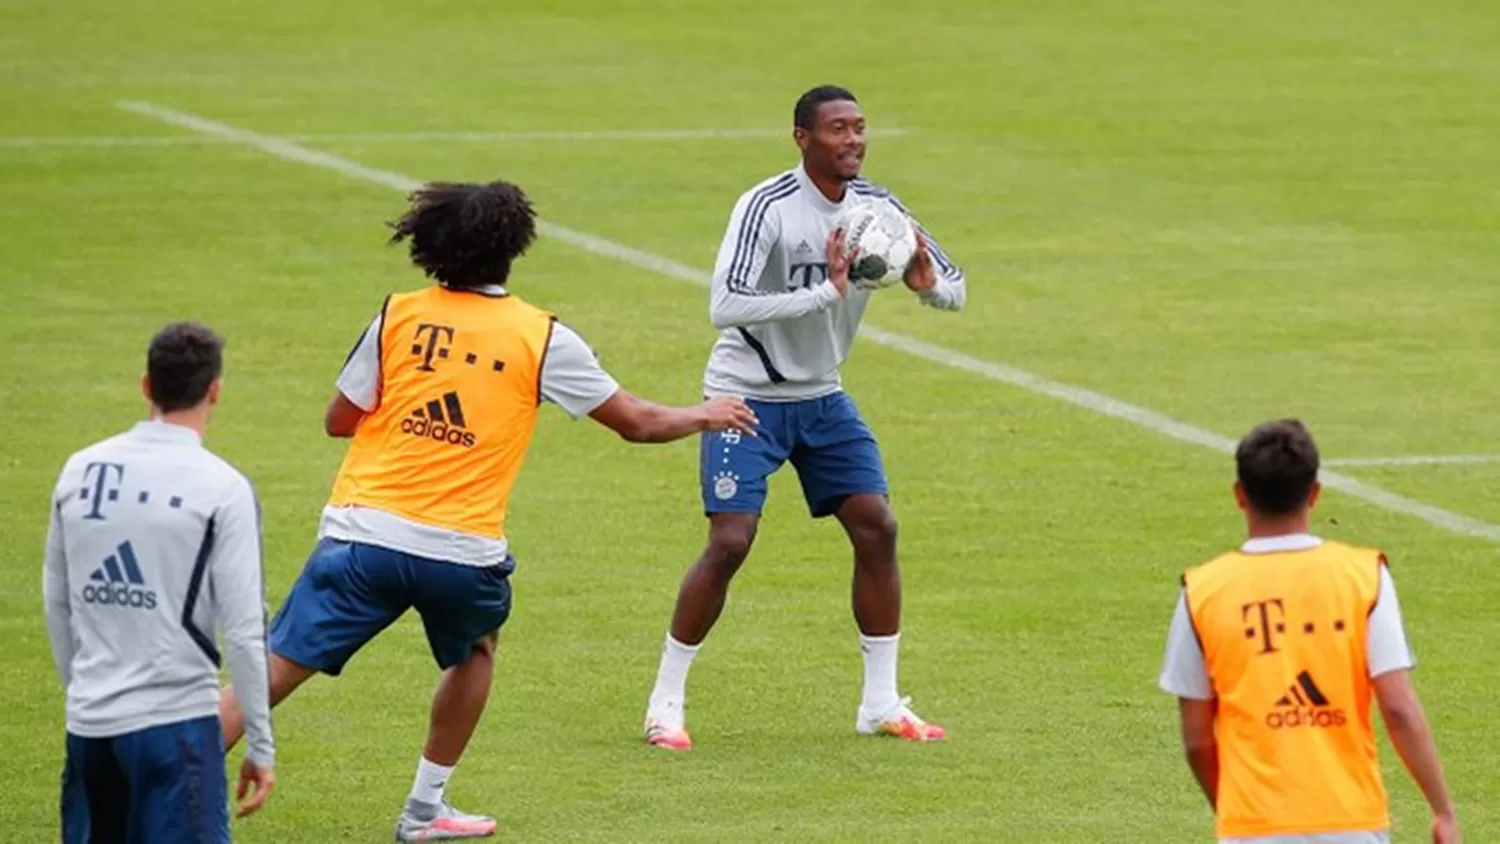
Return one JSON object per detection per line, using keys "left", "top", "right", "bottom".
{"left": 3, "top": 1, "right": 1498, "bottom": 840}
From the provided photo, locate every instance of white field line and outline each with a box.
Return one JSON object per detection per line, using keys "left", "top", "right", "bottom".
{"left": 0, "top": 127, "right": 910, "bottom": 150}
{"left": 0, "top": 135, "right": 214, "bottom": 148}
{"left": 1325, "top": 454, "right": 1500, "bottom": 468}
{"left": 116, "top": 100, "right": 1500, "bottom": 544}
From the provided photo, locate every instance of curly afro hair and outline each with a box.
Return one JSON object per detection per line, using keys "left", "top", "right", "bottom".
{"left": 388, "top": 180, "right": 537, "bottom": 289}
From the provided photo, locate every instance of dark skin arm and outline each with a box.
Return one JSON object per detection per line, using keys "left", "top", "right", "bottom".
{"left": 1178, "top": 697, "right": 1220, "bottom": 810}
{"left": 323, "top": 389, "right": 759, "bottom": 444}
{"left": 588, "top": 391, "right": 756, "bottom": 444}
{"left": 1373, "top": 671, "right": 1461, "bottom": 842}
{"left": 324, "top": 392, "right": 366, "bottom": 438}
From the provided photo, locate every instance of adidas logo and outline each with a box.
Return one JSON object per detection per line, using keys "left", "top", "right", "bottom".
{"left": 794, "top": 238, "right": 815, "bottom": 257}
{"left": 1264, "top": 670, "right": 1346, "bottom": 729}
{"left": 83, "top": 541, "right": 157, "bottom": 609}
{"left": 400, "top": 391, "right": 476, "bottom": 448}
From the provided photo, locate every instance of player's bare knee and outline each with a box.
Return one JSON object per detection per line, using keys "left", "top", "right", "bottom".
{"left": 705, "top": 521, "right": 757, "bottom": 574}
{"left": 851, "top": 510, "right": 898, "bottom": 556}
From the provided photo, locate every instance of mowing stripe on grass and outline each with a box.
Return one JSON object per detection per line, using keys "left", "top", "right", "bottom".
{"left": 1325, "top": 454, "right": 1500, "bottom": 468}
{"left": 0, "top": 127, "right": 910, "bottom": 150}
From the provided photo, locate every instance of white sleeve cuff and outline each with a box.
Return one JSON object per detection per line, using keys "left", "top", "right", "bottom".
{"left": 814, "top": 281, "right": 845, "bottom": 308}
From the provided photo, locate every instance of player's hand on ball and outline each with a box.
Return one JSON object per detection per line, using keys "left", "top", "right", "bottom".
{"left": 824, "top": 227, "right": 856, "bottom": 297}
{"left": 902, "top": 230, "right": 937, "bottom": 293}
{"left": 701, "top": 396, "right": 759, "bottom": 436}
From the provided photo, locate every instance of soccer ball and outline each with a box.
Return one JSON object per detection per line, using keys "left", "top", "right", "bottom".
{"left": 833, "top": 199, "right": 918, "bottom": 290}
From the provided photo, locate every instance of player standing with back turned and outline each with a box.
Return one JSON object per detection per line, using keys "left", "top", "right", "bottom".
{"left": 641, "top": 85, "right": 968, "bottom": 750}
{"left": 1159, "top": 419, "right": 1460, "bottom": 844}
{"left": 43, "top": 322, "right": 276, "bottom": 842}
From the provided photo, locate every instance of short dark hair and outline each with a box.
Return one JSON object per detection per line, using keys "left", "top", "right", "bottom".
{"left": 388, "top": 180, "right": 537, "bottom": 289}
{"left": 147, "top": 321, "right": 223, "bottom": 412}
{"left": 1235, "top": 419, "right": 1320, "bottom": 515}
{"left": 794, "top": 85, "right": 858, "bottom": 129}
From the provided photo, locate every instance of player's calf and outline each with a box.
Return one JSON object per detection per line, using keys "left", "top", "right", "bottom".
{"left": 840, "top": 496, "right": 902, "bottom": 637}
{"left": 644, "top": 515, "right": 760, "bottom": 750}
{"left": 422, "top": 640, "right": 496, "bottom": 766}
{"left": 220, "top": 654, "right": 315, "bottom": 751}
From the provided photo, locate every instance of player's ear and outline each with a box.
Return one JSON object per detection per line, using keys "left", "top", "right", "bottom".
{"left": 793, "top": 126, "right": 810, "bottom": 153}
{"left": 1232, "top": 481, "right": 1249, "bottom": 511}
{"left": 140, "top": 374, "right": 152, "bottom": 405}
{"left": 1305, "top": 480, "right": 1322, "bottom": 509}
{"left": 206, "top": 376, "right": 222, "bottom": 408}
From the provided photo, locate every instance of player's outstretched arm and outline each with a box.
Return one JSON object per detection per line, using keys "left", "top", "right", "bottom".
{"left": 588, "top": 391, "right": 758, "bottom": 444}
{"left": 1373, "top": 671, "right": 1460, "bottom": 841}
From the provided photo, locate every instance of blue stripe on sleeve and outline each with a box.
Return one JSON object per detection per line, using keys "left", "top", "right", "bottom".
{"left": 729, "top": 184, "right": 799, "bottom": 291}
{"left": 727, "top": 175, "right": 794, "bottom": 278}
{"left": 725, "top": 175, "right": 797, "bottom": 291}
{"left": 879, "top": 191, "right": 960, "bottom": 277}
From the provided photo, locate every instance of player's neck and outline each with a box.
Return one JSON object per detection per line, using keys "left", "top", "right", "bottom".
{"left": 150, "top": 407, "right": 210, "bottom": 439}
{"left": 805, "top": 164, "right": 848, "bottom": 203}
{"left": 1244, "top": 512, "right": 1311, "bottom": 540}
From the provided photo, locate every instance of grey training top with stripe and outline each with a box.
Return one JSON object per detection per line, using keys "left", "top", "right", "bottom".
{"left": 42, "top": 420, "right": 275, "bottom": 767}
{"left": 703, "top": 162, "right": 966, "bottom": 402}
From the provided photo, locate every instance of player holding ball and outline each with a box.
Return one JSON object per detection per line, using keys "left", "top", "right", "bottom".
{"left": 642, "top": 84, "right": 969, "bottom": 750}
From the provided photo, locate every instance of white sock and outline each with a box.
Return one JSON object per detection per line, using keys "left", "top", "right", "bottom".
{"left": 649, "top": 634, "right": 701, "bottom": 717}
{"left": 860, "top": 632, "right": 901, "bottom": 714}
{"left": 409, "top": 757, "right": 453, "bottom": 806}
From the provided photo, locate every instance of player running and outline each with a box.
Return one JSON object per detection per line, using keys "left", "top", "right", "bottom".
{"left": 216, "top": 179, "right": 755, "bottom": 842}
{"left": 641, "top": 85, "right": 967, "bottom": 750}
{"left": 1159, "top": 419, "right": 1460, "bottom": 844}
{"left": 44, "top": 322, "right": 276, "bottom": 843}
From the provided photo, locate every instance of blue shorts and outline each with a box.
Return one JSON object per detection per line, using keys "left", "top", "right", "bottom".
{"left": 61, "top": 715, "right": 228, "bottom": 844}
{"left": 270, "top": 538, "right": 514, "bottom": 675}
{"left": 701, "top": 392, "right": 888, "bottom": 518}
